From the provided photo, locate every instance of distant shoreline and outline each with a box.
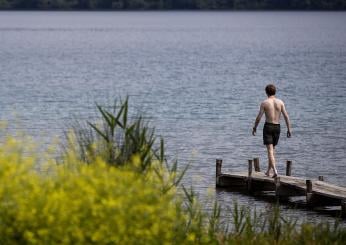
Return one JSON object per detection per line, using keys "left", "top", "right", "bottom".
{"left": 1, "top": 0, "right": 345, "bottom": 11}
{"left": 0, "top": 9, "right": 346, "bottom": 12}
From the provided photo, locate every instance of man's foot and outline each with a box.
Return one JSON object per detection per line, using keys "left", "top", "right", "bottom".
{"left": 265, "top": 171, "right": 270, "bottom": 177}
{"left": 272, "top": 168, "right": 278, "bottom": 178}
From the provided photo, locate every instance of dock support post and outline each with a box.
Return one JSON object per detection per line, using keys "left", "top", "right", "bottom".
{"left": 216, "top": 159, "right": 222, "bottom": 186}
{"left": 216, "top": 159, "right": 222, "bottom": 178}
{"left": 275, "top": 177, "right": 281, "bottom": 199}
{"left": 318, "top": 176, "right": 324, "bottom": 181}
{"left": 342, "top": 200, "right": 346, "bottom": 218}
{"left": 247, "top": 160, "right": 253, "bottom": 192}
{"left": 253, "top": 158, "right": 260, "bottom": 172}
{"left": 286, "top": 161, "right": 292, "bottom": 176}
{"left": 306, "top": 179, "right": 313, "bottom": 206}
{"left": 248, "top": 160, "right": 253, "bottom": 177}
{"left": 306, "top": 180, "right": 312, "bottom": 193}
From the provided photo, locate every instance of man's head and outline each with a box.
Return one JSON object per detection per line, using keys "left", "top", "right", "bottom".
{"left": 265, "top": 84, "right": 276, "bottom": 97}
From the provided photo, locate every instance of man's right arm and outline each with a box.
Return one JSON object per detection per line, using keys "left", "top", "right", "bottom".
{"left": 281, "top": 102, "right": 291, "bottom": 137}
{"left": 253, "top": 103, "right": 265, "bottom": 136}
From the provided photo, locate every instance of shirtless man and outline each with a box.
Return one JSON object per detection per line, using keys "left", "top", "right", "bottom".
{"left": 252, "top": 84, "right": 291, "bottom": 178}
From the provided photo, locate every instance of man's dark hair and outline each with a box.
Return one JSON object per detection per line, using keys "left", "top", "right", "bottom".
{"left": 265, "top": 84, "right": 276, "bottom": 96}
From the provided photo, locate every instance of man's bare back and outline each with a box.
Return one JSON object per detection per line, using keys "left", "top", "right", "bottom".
{"left": 253, "top": 96, "right": 291, "bottom": 137}
{"left": 261, "top": 97, "right": 289, "bottom": 125}
{"left": 252, "top": 84, "right": 291, "bottom": 178}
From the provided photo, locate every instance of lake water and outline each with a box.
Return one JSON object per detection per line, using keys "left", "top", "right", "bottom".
{"left": 1, "top": 11, "right": 346, "bottom": 224}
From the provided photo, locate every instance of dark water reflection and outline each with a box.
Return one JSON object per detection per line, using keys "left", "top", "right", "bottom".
{"left": 0, "top": 11, "right": 345, "bottom": 224}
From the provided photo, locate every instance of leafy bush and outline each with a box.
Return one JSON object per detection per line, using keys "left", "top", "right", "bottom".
{"left": 1, "top": 96, "right": 345, "bottom": 244}
{"left": 0, "top": 136, "right": 204, "bottom": 244}
{"left": 64, "top": 98, "right": 168, "bottom": 171}
{"left": 63, "top": 98, "right": 188, "bottom": 195}
{"left": 1, "top": 135, "right": 345, "bottom": 244}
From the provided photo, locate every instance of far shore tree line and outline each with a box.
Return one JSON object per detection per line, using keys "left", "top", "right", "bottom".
{"left": 0, "top": 0, "right": 346, "bottom": 10}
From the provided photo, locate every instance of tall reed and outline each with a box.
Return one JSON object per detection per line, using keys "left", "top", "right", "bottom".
{"left": 63, "top": 98, "right": 188, "bottom": 192}
{"left": 56, "top": 98, "right": 346, "bottom": 244}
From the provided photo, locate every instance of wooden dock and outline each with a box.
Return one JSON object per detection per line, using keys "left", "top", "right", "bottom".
{"left": 215, "top": 159, "right": 346, "bottom": 218}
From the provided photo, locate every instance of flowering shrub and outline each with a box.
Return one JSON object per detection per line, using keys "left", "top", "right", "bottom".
{"left": 1, "top": 136, "right": 345, "bottom": 245}
{"left": 0, "top": 136, "right": 201, "bottom": 244}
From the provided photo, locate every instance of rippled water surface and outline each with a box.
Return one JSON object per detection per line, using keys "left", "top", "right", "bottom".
{"left": 1, "top": 11, "right": 346, "bottom": 223}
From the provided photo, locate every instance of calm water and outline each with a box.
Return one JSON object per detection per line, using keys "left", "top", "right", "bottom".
{"left": 1, "top": 11, "right": 346, "bottom": 223}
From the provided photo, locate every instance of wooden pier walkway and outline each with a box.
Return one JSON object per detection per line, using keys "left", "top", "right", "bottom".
{"left": 215, "top": 159, "right": 346, "bottom": 218}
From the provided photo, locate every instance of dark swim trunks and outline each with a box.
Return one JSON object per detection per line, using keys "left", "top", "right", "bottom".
{"left": 263, "top": 122, "right": 281, "bottom": 147}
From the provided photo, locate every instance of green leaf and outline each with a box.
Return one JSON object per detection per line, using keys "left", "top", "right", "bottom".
{"left": 88, "top": 122, "right": 110, "bottom": 143}
{"left": 96, "top": 104, "right": 112, "bottom": 128}
{"left": 123, "top": 97, "right": 128, "bottom": 128}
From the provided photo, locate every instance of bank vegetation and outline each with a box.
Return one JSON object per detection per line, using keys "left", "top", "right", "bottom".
{"left": 0, "top": 0, "right": 345, "bottom": 10}
{"left": 0, "top": 99, "right": 345, "bottom": 244}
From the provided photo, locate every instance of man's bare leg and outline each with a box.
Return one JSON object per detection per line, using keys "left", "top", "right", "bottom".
{"left": 265, "top": 144, "right": 278, "bottom": 177}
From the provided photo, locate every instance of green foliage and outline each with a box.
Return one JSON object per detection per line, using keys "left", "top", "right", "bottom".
{"left": 226, "top": 202, "right": 346, "bottom": 244}
{"left": 64, "top": 98, "right": 189, "bottom": 196}
{"left": 0, "top": 136, "right": 202, "bottom": 244}
{"left": 0, "top": 0, "right": 18, "bottom": 8}
{"left": 66, "top": 98, "right": 161, "bottom": 169}
{"left": 0, "top": 0, "right": 346, "bottom": 9}
{"left": 0, "top": 108, "right": 345, "bottom": 244}
{"left": 37, "top": 0, "right": 79, "bottom": 9}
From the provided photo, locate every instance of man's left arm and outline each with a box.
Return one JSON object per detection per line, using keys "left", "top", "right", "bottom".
{"left": 281, "top": 102, "right": 291, "bottom": 138}
{"left": 253, "top": 103, "right": 265, "bottom": 136}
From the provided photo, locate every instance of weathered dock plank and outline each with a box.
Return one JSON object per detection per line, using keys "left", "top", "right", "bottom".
{"left": 313, "top": 181, "right": 346, "bottom": 200}
{"left": 215, "top": 159, "right": 346, "bottom": 217}
{"left": 218, "top": 172, "right": 346, "bottom": 200}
